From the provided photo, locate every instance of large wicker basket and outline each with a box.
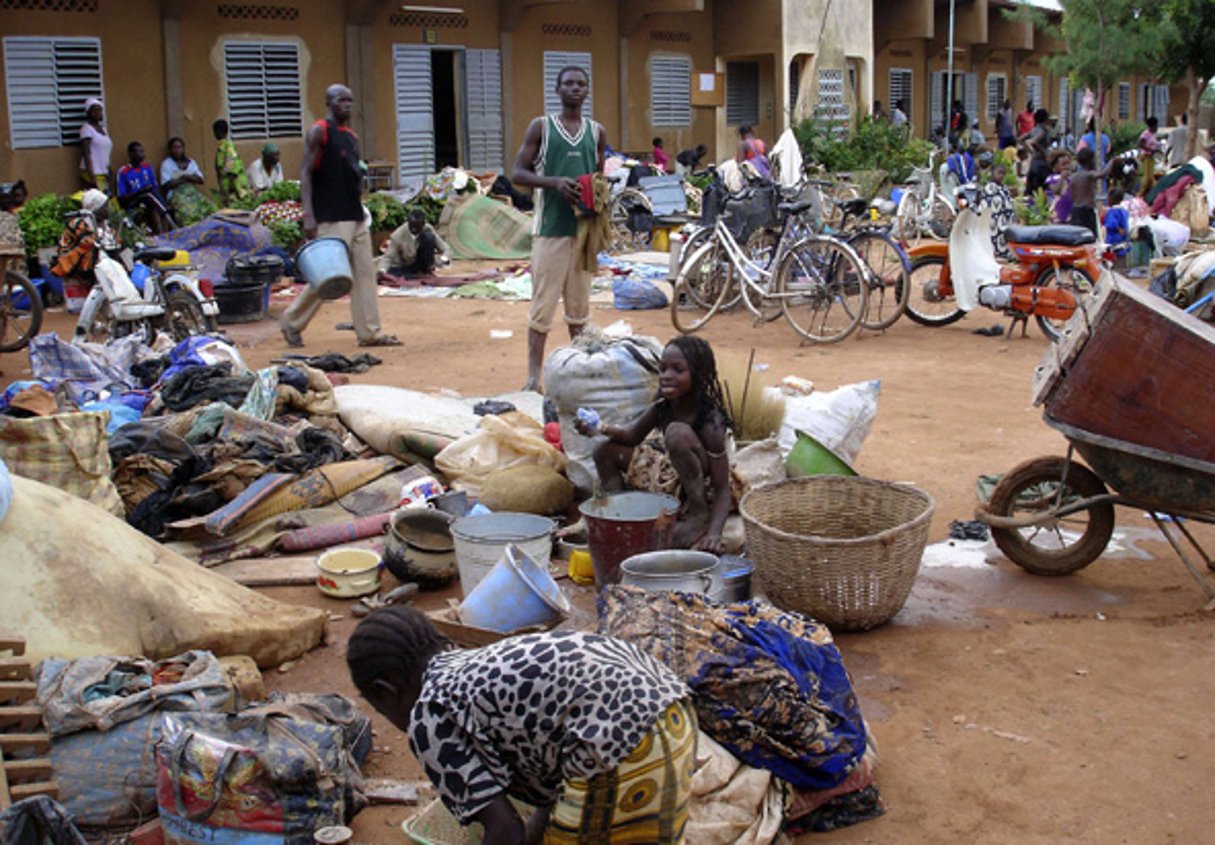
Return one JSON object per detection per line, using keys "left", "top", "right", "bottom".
{"left": 740, "top": 476, "right": 934, "bottom": 631}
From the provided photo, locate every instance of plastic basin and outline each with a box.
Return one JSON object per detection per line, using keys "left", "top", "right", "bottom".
{"left": 457, "top": 544, "right": 570, "bottom": 633}
{"left": 295, "top": 237, "right": 353, "bottom": 300}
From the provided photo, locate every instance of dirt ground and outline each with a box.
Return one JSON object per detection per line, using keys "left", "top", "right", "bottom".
{"left": 11, "top": 272, "right": 1215, "bottom": 844}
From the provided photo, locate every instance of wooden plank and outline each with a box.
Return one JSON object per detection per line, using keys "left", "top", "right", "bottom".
{"left": 9, "top": 780, "right": 59, "bottom": 801}
{"left": 0, "top": 682, "right": 37, "bottom": 704}
{"left": 210, "top": 556, "right": 320, "bottom": 587}
{"left": 0, "top": 751, "right": 9, "bottom": 810}
{"left": 0, "top": 640, "right": 25, "bottom": 657}
{"left": 0, "top": 734, "right": 51, "bottom": 754}
{"left": 0, "top": 706, "right": 42, "bottom": 730}
{"left": 0, "top": 659, "right": 32, "bottom": 681}
{"left": 2, "top": 758, "right": 52, "bottom": 782}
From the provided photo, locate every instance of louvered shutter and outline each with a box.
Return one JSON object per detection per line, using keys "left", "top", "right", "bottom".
{"left": 543, "top": 51, "right": 592, "bottom": 118}
{"left": 465, "top": 48, "right": 503, "bottom": 172}
{"left": 1057, "top": 77, "right": 1070, "bottom": 133}
{"left": 726, "top": 61, "right": 758, "bottom": 126}
{"left": 651, "top": 54, "right": 691, "bottom": 127}
{"left": 223, "top": 41, "right": 302, "bottom": 140}
{"left": 963, "top": 73, "right": 978, "bottom": 125}
{"left": 4, "top": 36, "right": 102, "bottom": 150}
{"left": 931, "top": 70, "right": 946, "bottom": 133}
{"left": 394, "top": 45, "right": 434, "bottom": 184}
{"left": 986, "top": 74, "right": 1004, "bottom": 121}
{"left": 888, "top": 69, "right": 912, "bottom": 117}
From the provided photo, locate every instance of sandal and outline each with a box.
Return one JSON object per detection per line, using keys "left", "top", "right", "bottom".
{"left": 358, "top": 334, "right": 403, "bottom": 348}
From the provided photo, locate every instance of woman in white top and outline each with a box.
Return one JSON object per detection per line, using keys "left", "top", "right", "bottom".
{"left": 159, "top": 137, "right": 212, "bottom": 225}
{"left": 79, "top": 97, "right": 113, "bottom": 191}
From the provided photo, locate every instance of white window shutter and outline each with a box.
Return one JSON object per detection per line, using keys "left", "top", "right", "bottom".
{"left": 651, "top": 54, "right": 691, "bottom": 127}
{"left": 223, "top": 41, "right": 302, "bottom": 140}
{"left": 543, "top": 51, "right": 592, "bottom": 118}
{"left": 931, "top": 70, "right": 946, "bottom": 133}
{"left": 963, "top": 73, "right": 979, "bottom": 124}
{"left": 393, "top": 44, "right": 434, "bottom": 184}
{"left": 888, "top": 68, "right": 912, "bottom": 118}
{"left": 816, "top": 68, "right": 848, "bottom": 125}
{"left": 465, "top": 48, "right": 503, "bottom": 172}
{"left": 1057, "top": 77, "right": 1069, "bottom": 133}
{"left": 4, "top": 35, "right": 102, "bottom": 150}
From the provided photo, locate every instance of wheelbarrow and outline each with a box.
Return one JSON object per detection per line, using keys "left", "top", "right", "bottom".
{"left": 976, "top": 414, "right": 1215, "bottom": 606}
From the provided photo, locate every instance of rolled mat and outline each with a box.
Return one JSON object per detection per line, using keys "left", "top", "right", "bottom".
{"left": 278, "top": 512, "right": 394, "bottom": 553}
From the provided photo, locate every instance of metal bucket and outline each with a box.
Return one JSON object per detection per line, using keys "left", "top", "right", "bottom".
{"left": 711, "top": 554, "right": 754, "bottom": 602}
{"left": 620, "top": 550, "right": 720, "bottom": 595}
{"left": 450, "top": 512, "right": 555, "bottom": 597}
{"left": 578, "top": 492, "right": 679, "bottom": 587}
{"left": 294, "top": 237, "right": 353, "bottom": 300}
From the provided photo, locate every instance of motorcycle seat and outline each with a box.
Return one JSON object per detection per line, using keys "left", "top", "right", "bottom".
{"left": 133, "top": 246, "right": 179, "bottom": 264}
{"left": 1004, "top": 224, "right": 1095, "bottom": 247}
{"left": 777, "top": 199, "right": 814, "bottom": 215}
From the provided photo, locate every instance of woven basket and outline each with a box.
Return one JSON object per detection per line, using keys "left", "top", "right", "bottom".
{"left": 740, "top": 476, "right": 934, "bottom": 631}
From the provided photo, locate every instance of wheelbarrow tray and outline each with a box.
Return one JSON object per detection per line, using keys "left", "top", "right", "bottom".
{"left": 1033, "top": 273, "right": 1215, "bottom": 464}
{"left": 1046, "top": 415, "right": 1215, "bottom": 514}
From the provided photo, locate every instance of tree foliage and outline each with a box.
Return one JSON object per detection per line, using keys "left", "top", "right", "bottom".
{"left": 1156, "top": 0, "right": 1215, "bottom": 158}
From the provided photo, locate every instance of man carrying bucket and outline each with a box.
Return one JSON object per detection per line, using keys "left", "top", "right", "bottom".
{"left": 280, "top": 84, "right": 401, "bottom": 348}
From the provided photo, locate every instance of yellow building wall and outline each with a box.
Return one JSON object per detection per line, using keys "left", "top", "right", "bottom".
{"left": 0, "top": 0, "right": 167, "bottom": 197}
{"left": 504, "top": 1, "right": 622, "bottom": 163}
{"left": 622, "top": 10, "right": 716, "bottom": 157}
{"left": 874, "top": 40, "right": 927, "bottom": 136}
{"left": 173, "top": 0, "right": 346, "bottom": 193}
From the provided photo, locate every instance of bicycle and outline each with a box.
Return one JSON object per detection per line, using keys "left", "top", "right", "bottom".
{"left": 670, "top": 198, "right": 869, "bottom": 344}
{"left": 823, "top": 192, "right": 912, "bottom": 331}
{"left": 0, "top": 248, "right": 42, "bottom": 353}
{"left": 892, "top": 149, "right": 955, "bottom": 247}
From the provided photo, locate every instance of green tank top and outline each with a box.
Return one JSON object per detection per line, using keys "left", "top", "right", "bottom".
{"left": 534, "top": 114, "right": 599, "bottom": 237}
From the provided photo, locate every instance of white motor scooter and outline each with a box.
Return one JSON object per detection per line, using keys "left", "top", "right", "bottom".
{"left": 74, "top": 217, "right": 218, "bottom": 344}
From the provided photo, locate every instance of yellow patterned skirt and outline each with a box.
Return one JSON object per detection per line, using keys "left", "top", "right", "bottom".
{"left": 544, "top": 699, "right": 698, "bottom": 845}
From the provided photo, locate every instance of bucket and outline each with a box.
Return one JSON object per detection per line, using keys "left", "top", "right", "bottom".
{"left": 294, "top": 237, "right": 353, "bottom": 300}
{"left": 315, "top": 547, "right": 381, "bottom": 598}
{"left": 450, "top": 512, "right": 555, "bottom": 597}
{"left": 578, "top": 492, "right": 680, "bottom": 587}
{"left": 711, "top": 554, "right": 754, "bottom": 602}
{"left": 785, "top": 429, "right": 858, "bottom": 478}
{"left": 620, "top": 550, "right": 720, "bottom": 595}
{"left": 457, "top": 544, "right": 571, "bottom": 633}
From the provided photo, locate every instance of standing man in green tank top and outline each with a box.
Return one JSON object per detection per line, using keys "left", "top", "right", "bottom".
{"left": 512, "top": 66, "right": 606, "bottom": 392}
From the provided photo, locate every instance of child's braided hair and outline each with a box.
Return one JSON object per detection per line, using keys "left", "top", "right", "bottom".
{"left": 656, "top": 335, "right": 735, "bottom": 433}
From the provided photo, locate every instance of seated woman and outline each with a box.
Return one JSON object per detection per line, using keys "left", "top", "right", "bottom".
{"left": 159, "top": 137, "right": 212, "bottom": 226}
{"left": 346, "top": 606, "right": 696, "bottom": 845}
{"left": 578, "top": 336, "right": 736, "bottom": 553}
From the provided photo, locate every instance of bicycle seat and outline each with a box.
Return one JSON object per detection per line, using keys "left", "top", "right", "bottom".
{"left": 133, "top": 246, "right": 178, "bottom": 264}
{"left": 777, "top": 199, "right": 814, "bottom": 215}
{"left": 839, "top": 197, "right": 869, "bottom": 218}
{"left": 1003, "top": 225, "right": 1095, "bottom": 247}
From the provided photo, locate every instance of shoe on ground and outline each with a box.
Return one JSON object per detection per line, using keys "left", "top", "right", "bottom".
{"left": 358, "top": 334, "right": 402, "bottom": 348}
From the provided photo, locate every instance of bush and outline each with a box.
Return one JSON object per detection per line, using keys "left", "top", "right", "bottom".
{"left": 794, "top": 113, "right": 935, "bottom": 185}
{"left": 260, "top": 180, "right": 301, "bottom": 203}
{"left": 365, "top": 192, "right": 408, "bottom": 231}
{"left": 1109, "top": 121, "right": 1144, "bottom": 157}
{"left": 269, "top": 220, "right": 303, "bottom": 249}
{"left": 17, "top": 193, "right": 77, "bottom": 258}
{"left": 1014, "top": 189, "right": 1053, "bottom": 225}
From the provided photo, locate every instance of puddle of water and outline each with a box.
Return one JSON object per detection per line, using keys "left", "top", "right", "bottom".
{"left": 921, "top": 525, "right": 1162, "bottom": 571}
{"left": 921, "top": 538, "right": 993, "bottom": 569}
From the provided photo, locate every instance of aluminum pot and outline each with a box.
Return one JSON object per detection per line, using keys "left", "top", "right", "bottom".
{"left": 619, "top": 550, "right": 720, "bottom": 595}
{"left": 711, "top": 554, "right": 754, "bottom": 602}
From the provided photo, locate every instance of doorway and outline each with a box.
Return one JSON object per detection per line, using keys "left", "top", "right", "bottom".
{"left": 431, "top": 49, "right": 460, "bottom": 171}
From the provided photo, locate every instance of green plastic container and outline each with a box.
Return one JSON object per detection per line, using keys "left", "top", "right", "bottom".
{"left": 785, "top": 429, "right": 858, "bottom": 478}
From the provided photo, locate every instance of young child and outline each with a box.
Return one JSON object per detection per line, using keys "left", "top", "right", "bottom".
{"left": 652, "top": 136, "right": 671, "bottom": 173}
{"left": 578, "top": 336, "right": 734, "bottom": 553}
{"left": 1103, "top": 186, "right": 1130, "bottom": 267}
{"left": 1070, "top": 147, "right": 1123, "bottom": 239}
{"left": 981, "top": 163, "right": 1016, "bottom": 260}
{"left": 1045, "top": 149, "right": 1072, "bottom": 224}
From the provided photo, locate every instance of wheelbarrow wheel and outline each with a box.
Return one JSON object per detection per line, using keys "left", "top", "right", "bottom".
{"left": 987, "top": 456, "right": 1115, "bottom": 576}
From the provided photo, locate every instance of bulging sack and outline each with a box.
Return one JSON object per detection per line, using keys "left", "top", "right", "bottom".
{"left": 434, "top": 413, "right": 566, "bottom": 498}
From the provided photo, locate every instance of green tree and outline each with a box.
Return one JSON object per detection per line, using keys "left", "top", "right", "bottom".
{"left": 1156, "top": 0, "right": 1215, "bottom": 160}
{"left": 1008, "top": 1, "right": 1163, "bottom": 170}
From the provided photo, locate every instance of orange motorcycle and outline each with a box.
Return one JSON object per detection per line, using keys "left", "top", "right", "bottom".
{"left": 903, "top": 186, "right": 1100, "bottom": 341}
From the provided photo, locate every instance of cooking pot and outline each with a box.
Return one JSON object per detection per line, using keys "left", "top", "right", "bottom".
{"left": 619, "top": 550, "right": 720, "bottom": 595}
{"left": 315, "top": 547, "right": 382, "bottom": 598}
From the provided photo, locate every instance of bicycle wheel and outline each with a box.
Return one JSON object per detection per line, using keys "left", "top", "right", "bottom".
{"left": 670, "top": 241, "right": 733, "bottom": 334}
{"left": 1034, "top": 263, "right": 1098, "bottom": 341}
{"left": 680, "top": 226, "right": 743, "bottom": 312}
{"left": 893, "top": 188, "right": 922, "bottom": 246}
{"left": 609, "top": 189, "right": 652, "bottom": 253}
{"left": 0, "top": 271, "right": 44, "bottom": 353}
{"left": 776, "top": 236, "right": 868, "bottom": 344}
{"left": 928, "top": 195, "right": 956, "bottom": 240}
{"left": 737, "top": 226, "right": 783, "bottom": 322}
{"left": 849, "top": 230, "right": 911, "bottom": 331}
{"left": 905, "top": 254, "right": 966, "bottom": 326}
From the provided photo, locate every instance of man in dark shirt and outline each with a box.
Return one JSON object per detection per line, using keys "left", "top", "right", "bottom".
{"left": 280, "top": 84, "right": 400, "bottom": 348}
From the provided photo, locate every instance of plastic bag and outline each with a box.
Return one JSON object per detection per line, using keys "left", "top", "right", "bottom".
{"left": 778, "top": 380, "right": 880, "bottom": 465}
{"left": 435, "top": 413, "right": 567, "bottom": 497}
{"left": 612, "top": 276, "right": 669, "bottom": 310}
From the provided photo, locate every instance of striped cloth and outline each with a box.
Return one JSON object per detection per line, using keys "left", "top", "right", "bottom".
{"left": 0, "top": 412, "right": 125, "bottom": 515}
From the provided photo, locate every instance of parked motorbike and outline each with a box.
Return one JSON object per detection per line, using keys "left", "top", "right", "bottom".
{"left": 73, "top": 217, "right": 218, "bottom": 344}
{"left": 904, "top": 185, "right": 1100, "bottom": 341}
